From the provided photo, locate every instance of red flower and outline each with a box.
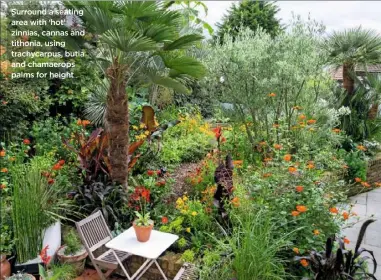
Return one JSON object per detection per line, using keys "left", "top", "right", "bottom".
{"left": 161, "top": 216, "right": 168, "bottom": 224}
{"left": 213, "top": 126, "right": 222, "bottom": 140}
{"left": 147, "top": 170, "right": 155, "bottom": 176}
{"left": 58, "top": 160, "right": 65, "bottom": 166}
{"left": 48, "top": 178, "right": 55, "bottom": 185}
{"left": 295, "top": 186, "right": 304, "bottom": 193}
{"left": 141, "top": 189, "right": 150, "bottom": 202}
{"left": 52, "top": 163, "right": 62, "bottom": 171}
{"left": 23, "top": 139, "right": 30, "bottom": 145}
{"left": 39, "top": 245, "right": 51, "bottom": 265}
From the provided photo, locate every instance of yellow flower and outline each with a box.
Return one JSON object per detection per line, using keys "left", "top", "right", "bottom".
{"left": 132, "top": 125, "right": 138, "bottom": 130}
{"left": 144, "top": 130, "right": 150, "bottom": 136}
{"left": 191, "top": 211, "right": 197, "bottom": 216}
{"left": 139, "top": 123, "right": 146, "bottom": 129}
{"left": 182, "top": 195, "right": 188, "bottom": 201}
{"left": 181, "top": 209, "right": 188, "bottom": 214}
{"left": 176, "top": 198, "right": 184, "bottom": 205}
{"left": 186, "top": 227, "right": 191, "bottom": 233}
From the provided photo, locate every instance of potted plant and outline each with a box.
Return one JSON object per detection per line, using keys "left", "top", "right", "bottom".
{"left": 6, "top": 272, "right": 36, "bottom": 280}
{"left": 1, "top": 224, "right": 14, "bottom": 278}
{"left": 56, "top": 228, "right": 88, "bottom": 276}
{"left": 132, "top": 188, "right": 153, "bottom": 242}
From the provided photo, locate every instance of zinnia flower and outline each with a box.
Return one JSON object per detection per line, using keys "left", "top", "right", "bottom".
{"left": 329, "top": 207, "right": 339, "bottom": 214}
{"left": 307, "top": 119, "right": 317, "bottom": 125}
{"left": 23, "top": 139, "right": 30, "bottom": 145}
{"left": 52, "top": 163, "right": 62, "bottom": 171}
{"left": 288, "top": 166, "right": 297, "bottom": 173}
{"left": 342, "top": 211, "right": 349, "bottom": 220}
{"left": 273, "top": 144, "right": 282, "bottom": 150}
{"left": 291, "top": 211, "right": 300, "bottom": 216}
{"left": 300, "top": 259, "right": 309, "bottom": 267}
{"left": 284, "top": 154, "right": 292, "bottom": 161}
{"left": 161, "top": 216, "right": 168, "bottom": 224}
{"left": 295, "top": 186, "right": 304, "bottom": 192}
{"left": 298, "top": 114, "right": 306, "bottom": 120}
{"left": 296, "top": 205, "right": 307, "bottom": 212}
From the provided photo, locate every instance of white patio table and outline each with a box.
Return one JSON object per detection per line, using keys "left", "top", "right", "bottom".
{"left": 105, "top": 227, "right": 178, "bottom": 280}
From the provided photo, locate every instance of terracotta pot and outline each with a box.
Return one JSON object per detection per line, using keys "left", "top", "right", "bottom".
{"left": 133, "top": 221, "right": 154, "bottom": 242}
{"left": 56, "top": 245, "right": 88, "bottom": 276}
{"left": 0, "top": 255, "right": 11, "bottom": 279}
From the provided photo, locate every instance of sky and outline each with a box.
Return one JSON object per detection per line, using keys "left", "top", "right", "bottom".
{"left": 203, "top": 1, "right": 381, "bottom": 35}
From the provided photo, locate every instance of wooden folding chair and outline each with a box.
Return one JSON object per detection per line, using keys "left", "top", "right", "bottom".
{"left": 76, "top": 211, "right": 130, "bottom": 280}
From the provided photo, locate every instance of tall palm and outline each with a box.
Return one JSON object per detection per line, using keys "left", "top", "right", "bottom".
{"left": 325, "top": 27, "right": 381, "bottom": 96}
{"left": 365, "top": 74, "right": 381, "bottom": 120}
{"left": 66, "top": 1, "right": 205, "bottom": 189}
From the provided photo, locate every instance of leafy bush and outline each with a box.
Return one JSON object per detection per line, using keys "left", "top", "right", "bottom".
{"left": 63, "top": 228, "right": 82, "bottom": 255}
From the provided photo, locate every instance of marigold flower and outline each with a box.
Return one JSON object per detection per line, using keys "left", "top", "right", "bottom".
{"left": 295, "top": 186, "right": 304, "bottom": 193}
{"left": 161, "top": 216, "right": 168, "bottom": 224}
{"left": 300, "top": 259, "right": 309, "bottom": 267}
{"left": 0, "top": 150, "right": 5, "bottom": 157}
{"left": 231, "top": 197, "right": 240, "bottom": 207}
{"left": 313, "top": 229, "right": 320, "bottom": 235}
{"left": 307, "top": 119, "right": 317, "bottom": 125}
{"left": 273, "top": 144, "right": 282, "bottom": 150}
{"left": 361, "top": 182, "right": 370, "bottom": 188}
{"left": 293, "top": 247, "right": 299, "bottom": 254}
{"left": 284, "top": 154, "right": 292, "bottom": 161}
{"left": 263, "top": 173, "right": 272, "bottom": 178}
{"left": 329, "top": 207, "right": 339, "bottom": 214}
{"left": 343, "top": 237, "right": 350, "bottom": 244}
{"left": 288, "top": 166, "right": 297, "bottom": 173}
{"left": 1, "top": 168, "right": 8, "bottom": 173}
{"left": 291, "top": 211, "right": 300, "bottom": 216}
{"left": 191, "top": 211, "right": 197, "bottom": 216}
{"left": 298, "top": 114, "right": 306, "bottom": 120}
{"left": 23, "top": 139, "right": 30, "bottom": 145}
{"left": 268, "top": 92, "right": 276, "bottom": 97}
{"left": 342, "top": 211, "right": 349, "bottom": 220}
{"left": 296, "top": 205, "right": 307, "bottom": 212}
{"left": 357, "top": 145, "right": 366, "bottom": 151}
{"left": 52, "top": 163, "right": 62, "bottom": 171}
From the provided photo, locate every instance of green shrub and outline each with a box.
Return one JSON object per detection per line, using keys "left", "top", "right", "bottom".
{"left": 63, "top": 228, "right": 82, "bottom": 255}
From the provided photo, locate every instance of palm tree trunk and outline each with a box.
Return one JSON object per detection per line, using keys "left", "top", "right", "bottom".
{"left": 343, "top": 63, "right": 355, "bottom": 95}
{"left": 105, "top": 60, "right": 129, "bottom": 190}
{"left": 368, "top": 103, "right": 379, "bottom": 120}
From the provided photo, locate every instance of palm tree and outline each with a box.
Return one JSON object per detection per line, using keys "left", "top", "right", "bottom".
{"left": 366, "top": 74, "right": 381, "bottom": 120}
{"left": 66, "top": 1, "right": 205, "bottom": 189}
{"left": 325, "top": 27, "right": 381, "bottom": 96}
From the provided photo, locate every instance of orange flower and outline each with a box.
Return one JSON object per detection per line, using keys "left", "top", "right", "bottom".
{"left": 288, "top": 166, "right": 297, "bottom": 173}
{"left": 313, "top": 229, "right": 320, "bottom": 235}
{"left": 52, "top": 163, "right": 62, "bottom": 171}
{"left": 361, "top": 182, "right": 370, "bottom": 188}
{"left": 357, "top": 145, "right": 366, "bottom": 151}
{"left": 284, "top": 154, "right": 292, "bottom": 161}
{"left": 263, "top": 173, "right": 272, "bottom": 178}
{"left": 342, "top": 211, "right": 349, "bottom": 220}
{"left": 293, "top": 247, "right": 300, "bottom": 254}
{"left": 58, "top": 160, "right": 65, "bottom": 166}
{"left": 354, "top": 177, "right": 362, "bottom": 183}
{"left": 329, "top": 207, "right": 339, "bottom": 214}
{"left": 295, "top": 186, "right": 304, "bottom": 193}
{"left": 0, "top": 184, "right": 6, "bottom": 189}
{"left": 82, "top": 120, "right": 91, "bottom": 126}
{"left": 77, "top": 119, "right": 82, "bottom": 125}
{"left": 343, "top": 237, "right": 350, "bottom": 244}
{"left": 273, "top": 144, "right": 282, "bottom": 150}
{"left": 298, "top": 114, "right": 306, "bottom": 120}
{"left": 231, "top": 197, "right": 240, "bottom": 207}
{"left": 233, "top": 160, "right": 243, "bottom": 167}
{"left": 0, "top": 150, "right": 5, "bottom": 157}
{"left": 375, "top": 182, "right": 381, "bottom": 187}
{"left": 23, "top": 139, "right": 30, "bottom": 145}
{"left": 268, "top": 92, "right": 276, "bottom": 97}
{"left": 291, "top": 211, "right": 300, "bottom": 217}
{"left": 300, "top": 259, "right": 309, "bottom": 267}
{"left": 1, "top": 168, "right": 8, "bottom": 173}
{"left": 332, "top": 128, "right": 341, "bottom": 133}
{"left": 296, "top": 205, "right": 307, "bottom": 213}
{"left": 161, "top": 216, "right": 168, "bottom": 224}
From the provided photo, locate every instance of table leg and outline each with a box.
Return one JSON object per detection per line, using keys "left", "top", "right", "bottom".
{"left": 155, "top": 260, "right": 168, "bottom": 280}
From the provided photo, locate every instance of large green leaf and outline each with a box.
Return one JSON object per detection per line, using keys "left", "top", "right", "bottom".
{"left": 163, "top": 34, "right": 204, "bottom": 50}
{"left": 149, "top": 75, "right": 190, "bottom": 94}
{"left": 101, "top": 29, "right": 158, "bottom": 52}
{"left": 162, "top": 55, "right": 206, "bottom": 78}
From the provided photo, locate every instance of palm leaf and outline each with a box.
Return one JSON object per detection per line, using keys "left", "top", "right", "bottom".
{"left": 148, "top": 74, "right": 190, "bottom": 94}
{"left": 101, "top": 29, "right": 158, "bottom": 52}
{"left": 164, "top": 34, "right": 204, "bottom": 50}
{"left": 162, "top": 55, "right": 206, "bottom": 78}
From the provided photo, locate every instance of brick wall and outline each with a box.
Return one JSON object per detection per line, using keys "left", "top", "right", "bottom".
{"left": 367, "top": 157, "right": 381, "bottom": 184}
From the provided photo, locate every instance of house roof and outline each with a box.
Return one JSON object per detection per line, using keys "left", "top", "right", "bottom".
{"left": 331, "top": 64, "right": 381, "bottom": 80}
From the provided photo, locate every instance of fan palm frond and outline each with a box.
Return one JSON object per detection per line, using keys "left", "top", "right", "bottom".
{"left": 84, "top": 79, "right": 109, "bottom": 126}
